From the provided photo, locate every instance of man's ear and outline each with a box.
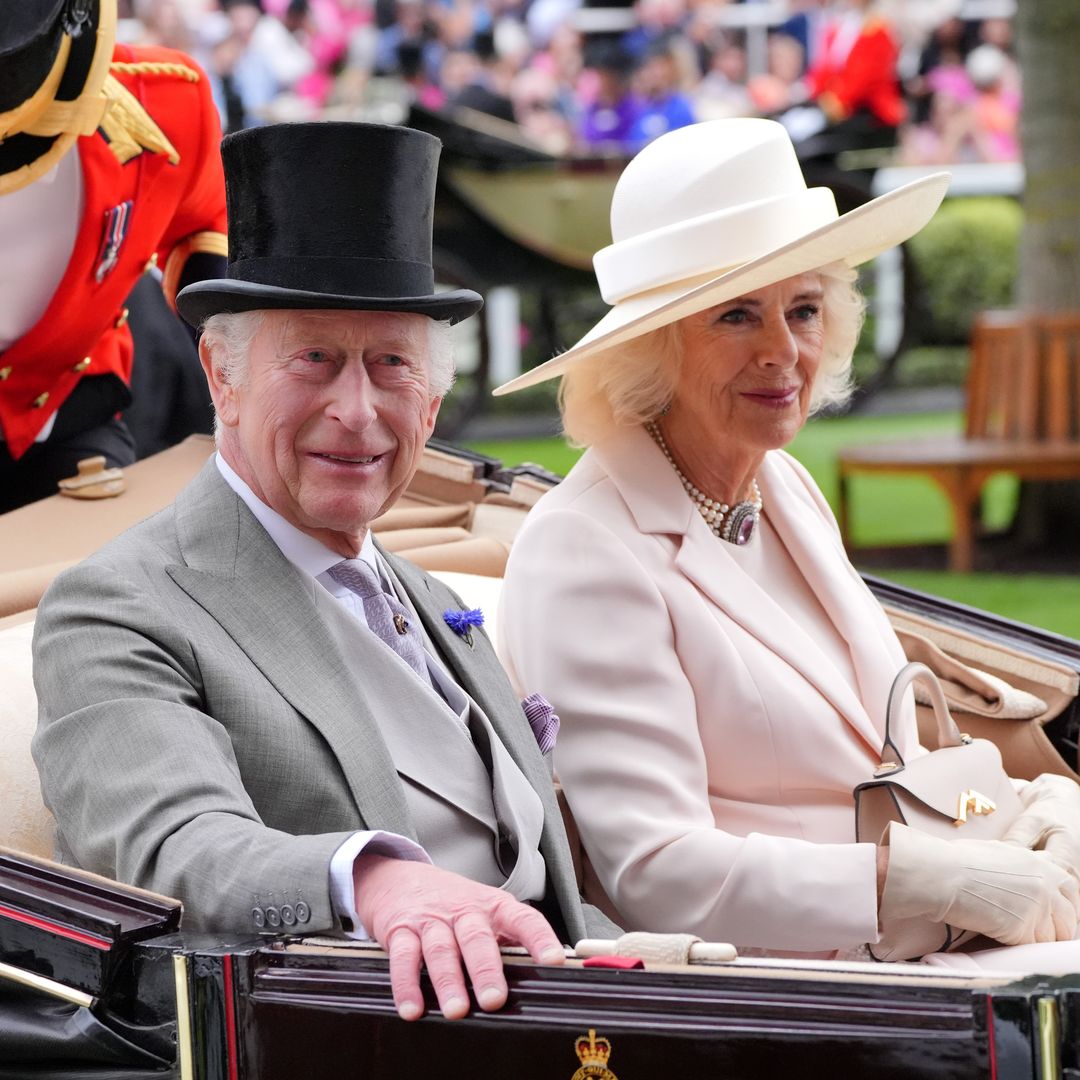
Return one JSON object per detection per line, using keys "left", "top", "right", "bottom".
{"left": 424, "top": 394, "right": 442, "bottom": 438}
{"left": 199, "top": 337, "right": 239, "bottom": 429}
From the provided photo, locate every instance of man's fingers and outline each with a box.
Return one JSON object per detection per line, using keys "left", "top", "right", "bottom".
{"left": 494, "top": 899, "right": 565, "bottom": 965}
{"left": 419, "top": 921, "right": 470, "bottom": 1020}
{"left": 454, "top": 912, "right": 509, "bottom": 1012}
{"left": 385, "top": 928, "right": 425, "bottom": 1022}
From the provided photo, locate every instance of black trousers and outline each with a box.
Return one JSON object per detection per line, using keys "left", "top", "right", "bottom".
{"left": 0, "top": 375, "right": 135, "bottom": 514}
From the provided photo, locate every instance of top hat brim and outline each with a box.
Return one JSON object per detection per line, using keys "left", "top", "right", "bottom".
{"left": 176, "top": 279, "right": 484, "bottom": 328}
{"left": 493, "top": 171, "right": 950, "bottom": 396}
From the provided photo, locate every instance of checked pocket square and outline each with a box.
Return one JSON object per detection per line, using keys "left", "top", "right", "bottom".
{"left": 521, "top": 692, "right": 560, "bottom": 754}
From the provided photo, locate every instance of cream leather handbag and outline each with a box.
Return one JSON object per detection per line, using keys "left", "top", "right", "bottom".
{"left": 854, "top": 662, "right": 1023, "bottom": 961}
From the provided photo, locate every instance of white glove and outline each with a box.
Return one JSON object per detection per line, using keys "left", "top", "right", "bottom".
{"left": 1003, "top": 773, "right": 1080, "bottom": 885}
{"left": 879, "top": 822, "right": 1080, "bottom": 946}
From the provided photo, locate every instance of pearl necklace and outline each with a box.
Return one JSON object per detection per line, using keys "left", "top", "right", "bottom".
{"left": 646, "top": 420, "right": 762, "bottom": 546}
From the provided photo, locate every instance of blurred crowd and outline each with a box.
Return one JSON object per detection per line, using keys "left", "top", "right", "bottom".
{"left": 117, "top": 0, "right": 1021, "bottom": 165}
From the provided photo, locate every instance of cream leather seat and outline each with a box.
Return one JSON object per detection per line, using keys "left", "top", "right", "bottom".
{"left": 0, "top": 613, "right": 54, "bottom": 858}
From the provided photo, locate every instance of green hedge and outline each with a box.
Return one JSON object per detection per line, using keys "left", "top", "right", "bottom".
{"left": 907, "top": 196, "right": 1023, "bottom": 344}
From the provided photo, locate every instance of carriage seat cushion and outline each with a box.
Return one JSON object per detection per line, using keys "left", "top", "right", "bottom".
{"left": 0, "top": 615, "right": 55, "bottom": 859}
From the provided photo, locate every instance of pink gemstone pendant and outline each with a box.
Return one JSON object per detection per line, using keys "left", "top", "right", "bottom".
{"left": 722, "top": 501, "right": 758, "bottom": 546}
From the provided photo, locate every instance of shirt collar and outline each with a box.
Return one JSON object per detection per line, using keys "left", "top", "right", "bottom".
{"left": 214, "top": 452, "right": 377, "bottom": 578}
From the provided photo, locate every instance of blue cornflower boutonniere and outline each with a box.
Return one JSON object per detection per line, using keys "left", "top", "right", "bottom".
{"left": 443, "top": 607, "right": 484, "bottom": 647}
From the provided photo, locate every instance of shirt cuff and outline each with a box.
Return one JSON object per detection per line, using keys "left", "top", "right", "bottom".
{"left": 329, "top": 830, "right": 431, "bottom": 939}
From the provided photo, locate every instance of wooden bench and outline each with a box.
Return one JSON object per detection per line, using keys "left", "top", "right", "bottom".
{"left": 838, "top": 310, "right": 1080, "bottom": 572}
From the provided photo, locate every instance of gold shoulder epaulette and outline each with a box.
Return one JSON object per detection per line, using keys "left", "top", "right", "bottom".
{"left": 109, "top": 61, "right": 200, "bottom": 83}
{"left": 100, "top": 74, "right": 181, "bottom": 165}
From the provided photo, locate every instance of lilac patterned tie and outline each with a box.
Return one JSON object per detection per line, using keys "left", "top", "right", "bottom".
{"left": 328, "top": 560, "right": 430, "bottom": 683}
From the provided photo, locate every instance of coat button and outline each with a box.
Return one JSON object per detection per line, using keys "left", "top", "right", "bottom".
{"left": 265, "top": 906, "right": 281, "bottom": 928}
{"left": 32, "top": 392, "right": 49, "bottom": 408}
{"left": 294, "top": 901, "right": 310, "bottom": 924}
{"left": 115, "top": 308, "right": 130, "bottom": 328}
{"left": 251, "top": 906, "right": 266, "bottom": 929}
{"left": 0, "top": 367, "right": 10, "bottom": 381}
{"left": 73, "top": 357, "right": 91, "bottom": 372}
{"left": 280, "top": 904, "right": 296, "bottom": 927}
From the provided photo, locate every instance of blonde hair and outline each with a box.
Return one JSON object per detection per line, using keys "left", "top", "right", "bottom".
{"left": 560, "top": 264, "right": 864, "bottom": 447}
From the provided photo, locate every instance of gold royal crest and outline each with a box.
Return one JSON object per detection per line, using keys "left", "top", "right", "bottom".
{"left": 571, "top": 1030, "right": 618, "bottom": 1080}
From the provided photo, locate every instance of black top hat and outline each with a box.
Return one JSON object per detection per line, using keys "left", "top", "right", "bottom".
{"left": 176, "top": 122, "right": 483, "bottom": 327}
{"left": 0, "top": 0, "right": 115, "bottom": 195}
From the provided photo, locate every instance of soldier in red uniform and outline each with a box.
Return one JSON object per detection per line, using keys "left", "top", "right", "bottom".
{"left": 0, "top": 0, "right": 227, "bottom": 511}
{"left": 805, "top": 1, "right": 906, "bottom": 134}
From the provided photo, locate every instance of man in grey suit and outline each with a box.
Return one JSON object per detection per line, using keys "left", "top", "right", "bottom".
{"left": 32, "top": 121, "right": 615, "bottom": 1023}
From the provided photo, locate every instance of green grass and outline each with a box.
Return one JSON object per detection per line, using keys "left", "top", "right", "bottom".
{"left": 467, "top": 412, "right": 1080, "bottom": 639}
{"left": 873, "top": 570, "right": 1080, "bottom": 639}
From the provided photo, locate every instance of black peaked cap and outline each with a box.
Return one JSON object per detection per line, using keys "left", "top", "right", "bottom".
{"left": 0, "top": 0, "right": 104, "bottom": 182}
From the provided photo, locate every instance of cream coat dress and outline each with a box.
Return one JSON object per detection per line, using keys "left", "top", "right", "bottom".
{"left": 499, "top": 425, "right": 923, "bottom": 956}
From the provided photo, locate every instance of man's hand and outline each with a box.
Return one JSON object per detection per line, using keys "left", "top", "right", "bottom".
{"left": 353, "top": 854, "right": 565, "bottom": 1022}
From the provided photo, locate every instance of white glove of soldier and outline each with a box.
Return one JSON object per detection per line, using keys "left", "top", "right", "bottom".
{"left": 879, "top": 822, "right": 1080, "bottom": 946}
{"left": 1003, "top": 773, "right": 1080, "bottom": 885}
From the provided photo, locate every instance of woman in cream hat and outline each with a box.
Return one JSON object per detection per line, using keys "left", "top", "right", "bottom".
{"left": 498, "top": 118, "right": 1080, "bottom": 964}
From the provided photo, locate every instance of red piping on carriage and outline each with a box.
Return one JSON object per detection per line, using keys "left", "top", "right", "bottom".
{"left": 223, "top": 954, "right": 240, "bottom": 1080}
{"left": 986, "top": 994, "right": 998, "bottom": 1080}
{"left": 0, "top": 903, "right": 110, "bottom": 949}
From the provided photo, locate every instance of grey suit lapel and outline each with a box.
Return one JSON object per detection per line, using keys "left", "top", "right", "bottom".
{"left": 165, "top": 462, "right": 415, "bottom": 839}
{"left": 384, "top": 549, "right": 549, "bottom": 794}
{"left": 386, "top": 548, "right": 587, "bottom": 941}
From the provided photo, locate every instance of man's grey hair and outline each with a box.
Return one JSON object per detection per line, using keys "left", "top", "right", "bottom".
{"left": 559, "top": 263, "right": 864, "bottom": 448}
{"left": 200, "top": 309, "right": 456, "bottom": 441}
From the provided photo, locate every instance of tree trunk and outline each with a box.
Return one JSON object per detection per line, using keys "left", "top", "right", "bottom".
{"left": 1007, "top": 2, "right": 1080, "bottom": 554}
{"left": 1016, "top": 1, "right": 1080, "bottom": 310}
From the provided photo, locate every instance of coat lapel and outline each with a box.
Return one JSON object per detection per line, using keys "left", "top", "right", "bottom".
{"left": 759, "top": 453, "right": 906, "bottom": 741}
{"left": 386, "top": 548, "right": 586, "bottom": 936}
{"left": 385, "top": 548, "right": 550, "bottom": 790}
{"left": 165, "top": 462, "right": 415, "bottom": 839}
{"left": 595, "top": 427, "right": 883, "bottom": 752}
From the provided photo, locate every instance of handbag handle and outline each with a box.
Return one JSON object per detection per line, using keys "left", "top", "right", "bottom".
{"left": 879, "top": 661, "right": 965, "bottom": 770}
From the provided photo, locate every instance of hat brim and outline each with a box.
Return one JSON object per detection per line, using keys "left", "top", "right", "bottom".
{"left": 176, "top": 279, "right": 484, "bottom": 327}
{"left": 0, "top": 0, "right": 115, "bottom": 196}
{"left": 493, "top": 171, "right": 950, "bottom": 395}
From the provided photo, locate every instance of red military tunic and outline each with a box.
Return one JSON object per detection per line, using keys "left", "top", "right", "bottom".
{"left": 806, "top": 16, "right": 906, "bottom": 129}
{"left": 0, "top": 43, "right": 227, "bottom": 460}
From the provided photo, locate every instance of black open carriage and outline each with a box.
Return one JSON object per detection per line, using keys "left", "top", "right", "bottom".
{"left": 0, "top": 843, "right": 1076, "bottom": 1080}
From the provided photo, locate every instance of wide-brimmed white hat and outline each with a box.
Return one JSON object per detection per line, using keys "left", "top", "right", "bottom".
{"left": 493, "top": 119, "right": 949, "bottom": 395}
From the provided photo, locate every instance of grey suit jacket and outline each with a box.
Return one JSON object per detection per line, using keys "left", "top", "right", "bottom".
{"left": 32, "top": 461, "right": 613, "bottom": 942}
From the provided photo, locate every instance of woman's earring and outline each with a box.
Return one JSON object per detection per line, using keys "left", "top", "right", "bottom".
{"left": 657, "top": 402, "right": 671, "bottom": 417}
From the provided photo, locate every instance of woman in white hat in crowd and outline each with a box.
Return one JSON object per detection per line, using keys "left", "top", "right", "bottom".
{"left": 496, "top": 119, "right": 1080, "bottom": 966}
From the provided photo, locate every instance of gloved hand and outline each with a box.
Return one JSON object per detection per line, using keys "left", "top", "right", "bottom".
{"left": 1003, "top": 773, "right": 1080, "bottom": 885}
{"left": 879, "top": 822, "right": 1080, "bottom": 947}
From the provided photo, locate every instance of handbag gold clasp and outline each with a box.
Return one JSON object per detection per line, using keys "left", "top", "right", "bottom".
{"left": 954, "top": 789, "right": 996, "bottom": 825}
